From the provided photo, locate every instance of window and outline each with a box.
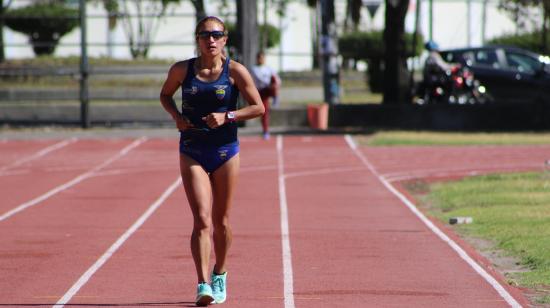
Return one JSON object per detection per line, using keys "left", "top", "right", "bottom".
{"left": 505, "top": 52, "right": 542, "bottom": 74}
{"left": 474, "top": 50, "right": 500, "bottom": 68}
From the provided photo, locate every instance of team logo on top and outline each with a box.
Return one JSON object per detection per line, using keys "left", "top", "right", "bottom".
{"left": 214, "top": 85, "right": 228, "bottom": 100}
{"left": 218, "top": 149, "right": 228, "bottom": 160}
{"left": 184, "top": 86, "right": 198, "bottom": 95}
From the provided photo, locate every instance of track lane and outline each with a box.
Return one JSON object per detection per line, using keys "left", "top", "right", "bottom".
{"left": 0, "top": 139, "right": 66, "bottom": 168}
{"left": 282, "top": 136, "right": 523, "bottom": 307}
{"left": 0, "top": 135, "right": 539, "bottom": 307}
{"left": 0, "top": 139, "right": 142, "bottom": 218}
{"left": 361, "top": 145, "right": 550, "bottom": 182}
{"left": 0, "top": 138, "right": 76, "bottom": 175}
{"left": 0, "top": 139, "right": 178, "bottom": 306}
{"left": 53, "top": 137, "right": 285, "bottom": 307}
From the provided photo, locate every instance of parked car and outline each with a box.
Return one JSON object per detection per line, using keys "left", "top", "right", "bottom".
{"left": 439, "top": 46, "right": 550, "bottom": 104}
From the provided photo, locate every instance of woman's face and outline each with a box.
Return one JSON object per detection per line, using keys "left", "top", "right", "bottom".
{"left": 196, "top": 20, "right": 227, "bottom": 57}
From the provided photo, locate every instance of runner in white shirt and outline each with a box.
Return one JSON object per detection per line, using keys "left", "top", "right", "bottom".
{"left": 251, "top": 51, "right": 281, "bottom": 140}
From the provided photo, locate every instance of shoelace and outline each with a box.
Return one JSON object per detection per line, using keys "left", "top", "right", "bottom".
{"left": 212, "top": 276, "right": 224, "bottom": 292}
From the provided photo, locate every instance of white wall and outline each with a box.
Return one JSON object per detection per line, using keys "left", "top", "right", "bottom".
{"left": 2, "top": 0, "right": 526, "bottom": 71}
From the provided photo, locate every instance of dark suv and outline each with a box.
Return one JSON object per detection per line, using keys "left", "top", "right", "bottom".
{"left": 439, "top": 46, "right": 550, "bottom": 104}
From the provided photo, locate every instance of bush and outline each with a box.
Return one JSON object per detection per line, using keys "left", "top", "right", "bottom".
{"left": 339, "top": 30, "right": 424, "bottom": 92}
{"left": 339, "top": 30, "right": 424, "bottom": 60}
{"left": 487, "top": 32, "right": 550, "bottom": 55}
{"left": 4, "top": 3, "right": 79, "bottom": 56}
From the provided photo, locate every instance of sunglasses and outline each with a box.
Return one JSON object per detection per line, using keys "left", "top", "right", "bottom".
{"left": 197, "top": 31, "right": 226, "bottom": 40}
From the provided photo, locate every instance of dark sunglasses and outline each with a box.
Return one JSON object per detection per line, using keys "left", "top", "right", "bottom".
{"left": 197, "top": 31, "right": 226, "bottom": 40}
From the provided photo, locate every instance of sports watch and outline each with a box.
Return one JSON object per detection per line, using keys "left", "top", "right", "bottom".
{"left": 225, "top": 111, "right": 236, "bottom": 123}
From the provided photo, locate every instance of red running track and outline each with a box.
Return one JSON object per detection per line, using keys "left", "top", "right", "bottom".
{"left": 1, "top": 134, "right": 546, "bottom": 307}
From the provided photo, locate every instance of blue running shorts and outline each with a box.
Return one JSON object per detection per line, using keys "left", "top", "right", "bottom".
{"left": 179, "top": 140, "right": 239, "bottom": 173}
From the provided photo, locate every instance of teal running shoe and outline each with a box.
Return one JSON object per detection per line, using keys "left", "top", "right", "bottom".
{"left": 211, "top": 271, "right": 227, "bottom": 304}
{"left": 195, "top": 282, "right": 214, "bottom": 307}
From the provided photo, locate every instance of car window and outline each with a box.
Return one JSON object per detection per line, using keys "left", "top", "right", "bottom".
{"left": 505, "top": 52, "right": 542, "bottom": 74}
{"left": 474, "top": 50, "right": 500, "bottom": 68}
{"left": 442, "top": 51, "right": 473, "bottom": 66}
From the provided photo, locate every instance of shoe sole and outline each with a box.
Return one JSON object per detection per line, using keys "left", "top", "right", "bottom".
{"left": 196, "top": 294, "right": 214, "bottom": 306}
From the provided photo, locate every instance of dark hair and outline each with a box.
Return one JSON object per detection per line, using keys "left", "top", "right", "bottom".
{"left": 195, "top": 16, "right": 227, "bottom": 37}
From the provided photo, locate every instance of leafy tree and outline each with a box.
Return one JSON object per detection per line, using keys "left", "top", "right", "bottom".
{"left": 343, "top": 0, "right": 362, "bottom": 32}
{"left": 0, "top": 0, "right": 15, "bottom": 62}
{"left": 488, "top": 31, "right": 550, "bottom": 54}
{"left": 4, "top": 1, "right": 79, "bottom": 56}
{"left": 117, "top": 0, "right": 182, "bottom": 59}
{"left": 499, "top": 0, "right": 550, "bottom": 53}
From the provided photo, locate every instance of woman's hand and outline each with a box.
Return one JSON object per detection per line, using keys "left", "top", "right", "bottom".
{"left": 175, "top": 114, "right": 194, "bottom": 131}
{"left": 202, "top": 112, "right": 227, "bottom": 129}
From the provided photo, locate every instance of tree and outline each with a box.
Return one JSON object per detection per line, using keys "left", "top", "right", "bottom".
{"left": 101, "top": 0, "right": 118, "bottom": 57}
{"left": 383, "top": 0, "right": 410, "bottom": 104}
{"left": 118, "top": 0, "right": 181, "bottom": 59}
{"left": 306, "top": 0, "right": 320, "bottom": 68}
{"left": 4, "top": 1, "right": 79, "bottom": 56}
{"left": 499, "top": 0, "right": 550, "bottom": 53}
{"left": 236, "top": 0, "right": 258, "bottom": 68}
{"left": 189, "top": 0, "right": 206, "bottom": 24}
{"left": 0, "top": 0, "right": 14, "bottom": 62}
{"left": 343, "top": 0, "right": 362, "bottom": 32}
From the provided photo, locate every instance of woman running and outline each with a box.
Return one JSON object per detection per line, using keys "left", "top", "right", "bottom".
{"left": 159, "top": 16, "right": 264, "bottom": 306}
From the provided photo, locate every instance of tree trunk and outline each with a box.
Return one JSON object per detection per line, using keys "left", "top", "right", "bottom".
{"left": 542, "top": 1, "right": 548, "bottom": 54}
{"left": 236, "top": 0, "right": 258, "bottom": 69}
{"left": 383, "top": 0, "right": 410, "bottom": 104}
{"left": 0, "top": 0, "right": 5, "bottom": 62}
{"left": 190, "top": 0, "right": 206, "bottom": 24}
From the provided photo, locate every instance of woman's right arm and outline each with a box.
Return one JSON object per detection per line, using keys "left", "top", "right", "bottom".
{"left": 160, "top": 61, "right": 193, "bottom": 130}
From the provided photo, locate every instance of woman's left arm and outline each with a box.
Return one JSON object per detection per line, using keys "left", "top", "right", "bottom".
{"left": 230, "top": 61, "right": 265, "bottom": 121}
{"left": 202, "top": 61, "right": 265, "bottom": 129}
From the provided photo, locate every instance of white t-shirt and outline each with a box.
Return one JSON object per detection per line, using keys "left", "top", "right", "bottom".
{"left": 251, "top": 65, "right": 280, "bottom": 90}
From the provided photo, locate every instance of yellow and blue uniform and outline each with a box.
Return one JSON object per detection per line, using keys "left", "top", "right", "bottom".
{"left": 179, "top": 57, "right": 239, "bottom": 173}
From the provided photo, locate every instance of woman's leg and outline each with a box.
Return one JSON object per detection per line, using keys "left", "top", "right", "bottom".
{"left": 180, "top": 154, "right": 213, "bottom": 283}
{"left": 210, "top": 153, "right": 240, "bottom": 274}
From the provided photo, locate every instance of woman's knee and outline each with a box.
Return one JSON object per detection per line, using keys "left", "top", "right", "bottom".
{"left": 212, "top": 215, "right": 230, "bottom": 232}
{"left": 193, "top": 213, "right": 212, "bottom": 232}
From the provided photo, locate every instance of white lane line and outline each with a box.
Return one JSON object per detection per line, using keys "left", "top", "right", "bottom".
{"left": 0, "top": 138, "right": 147, "bottom": 223}
{"left": 0, "top": 138, "right": 77, "bottom": 175}
{"left": 276, "top": 135, "right": 295, "bottom": 308}
{"left": 344, "top": 135, "right": 522, "bottom": 308}
{"left": 52, "top": 177, "right": 181, "bottom": 308}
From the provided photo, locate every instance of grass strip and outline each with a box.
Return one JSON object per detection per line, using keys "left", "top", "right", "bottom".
{"left": 363, "top": 131, "right": 550, "bottom": 146}
{"left": 409, "top": 172, "right": 550, "bottom": 304}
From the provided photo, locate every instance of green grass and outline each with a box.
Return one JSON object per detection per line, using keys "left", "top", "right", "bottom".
{"left": 362, "top": 131, "right": 550, "bottom": 146}
{"left": 413, "top": 172, "right": 550, "bottom": 302}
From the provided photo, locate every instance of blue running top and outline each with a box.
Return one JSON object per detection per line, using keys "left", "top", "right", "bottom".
{"left": 180, "top": 57, "right": 239, "bottom": 146}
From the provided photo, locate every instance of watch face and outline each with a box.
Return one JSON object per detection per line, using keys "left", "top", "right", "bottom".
{"left": 228, "top": 111, "right": 236, "bottom": 119}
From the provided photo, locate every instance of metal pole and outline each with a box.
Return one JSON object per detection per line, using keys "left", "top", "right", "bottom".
{"left": 466, "top": 0, "right": 471, "bottom": 47}
{"left": 279, "top": 11, "right": 283, "bottom": 71}
{"left": 481, "top": 0, "right": 487, "bottom": 45}
{"left": 428, "top": 0, "right": 433, "bottom": 40}
{"left": 320, "top": 0, "right": 340, "bottom": 105}
{"left": 79, "top": 0, "right": 90, "bottom": 128}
